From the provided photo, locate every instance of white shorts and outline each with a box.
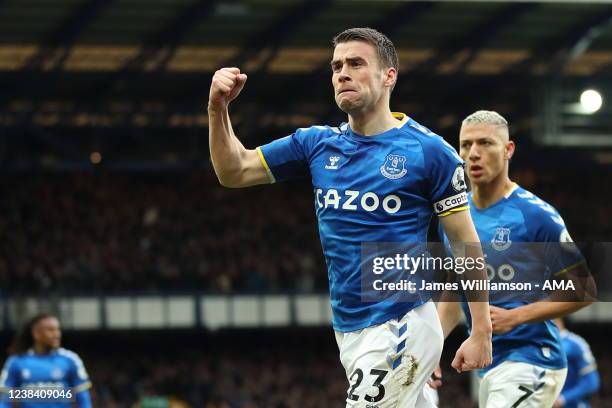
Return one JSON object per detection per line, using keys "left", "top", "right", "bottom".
{"left": 478, "top": 361, "right": 567, "bottom": 408}
{"left": 335, "top": 301, "right": 443, "bottom": 408}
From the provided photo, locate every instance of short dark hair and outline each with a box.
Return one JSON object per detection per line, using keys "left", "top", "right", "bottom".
{"left": 332, "top": 27, "right": 399, "bottom": 72}
{"left": 9, "top": 313, "right": 56, "bottom": 355}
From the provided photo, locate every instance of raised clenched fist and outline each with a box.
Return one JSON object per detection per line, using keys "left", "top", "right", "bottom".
{"left": 208, "top": 67, "right": 248, "bottom": 111}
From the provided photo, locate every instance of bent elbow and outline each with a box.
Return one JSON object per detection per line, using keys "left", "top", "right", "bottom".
{"left": 570, "top": 300, "right": 595, "bottom": 314}
{"left": 217, "top": 175, "right": 238, "bottom": 188}
{"left": 217, "top": 179, "right": 231, "bottom": 188}
{"left": 584, "top": 299, "right": 596, "bottom": 306}
{"left": 216, "top": 172, "right": 245, "bottom": 188}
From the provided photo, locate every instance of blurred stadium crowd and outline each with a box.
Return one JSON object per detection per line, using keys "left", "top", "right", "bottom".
{"left": 89, "top": 340, "right": 347, "bottom": 407}
{"left": 50, "top": 328, "right": 606, "bottom": 408}
{"left": 0, "top": 171, "right": 323, "bottom": 293}
{"left": 0, "top": 167, "right": 608, "bottom": 294}
{"left": 1, "top": 162, "right": 609, "bottom": 406}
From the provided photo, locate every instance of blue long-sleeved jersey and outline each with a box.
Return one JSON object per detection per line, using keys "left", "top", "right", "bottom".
{"left": 559, "top": 330, "right": 600, "bottom": 408}
{"left": 0, "top": 348, "right": 92, "bottom": 408}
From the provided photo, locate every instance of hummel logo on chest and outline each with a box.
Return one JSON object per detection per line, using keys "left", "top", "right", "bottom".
{"left": 325, "top": 155, "right": 341, "bottom": 170}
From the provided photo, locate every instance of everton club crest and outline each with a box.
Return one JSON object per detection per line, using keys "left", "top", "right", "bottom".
{"left": 380, "top": 154, "right": 408, "bottom": 180}
{"left": 491, "top": 227, "right": 512, "bottom": 251}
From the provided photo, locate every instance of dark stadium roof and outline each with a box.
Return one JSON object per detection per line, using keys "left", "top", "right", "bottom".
{"left": 1, "top": 0, "right": 612, "bottom": 167}
{"left": 2, "top": 0, "right": 612, "bottom": 76}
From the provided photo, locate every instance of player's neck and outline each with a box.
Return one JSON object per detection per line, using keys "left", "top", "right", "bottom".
{"left": 348, "top": 106, "right": 398, "bottom": 136}
{"left": 471, "top": 177, "right": 515, "bottom": 209}
{"left": 33, "top": 344, "right": 54, "bottom": 355}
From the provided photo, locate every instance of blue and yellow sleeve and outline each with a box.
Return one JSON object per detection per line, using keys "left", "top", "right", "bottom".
{"left": 0, "top": 357, "right": 19, "bottom": 407}
{"left": 534, "top": 211, "right": 586, "bottom": 277}
{"left": 257, "top": 128, "right": 311, "bottom": 183}
{"left": 67, "top": 354, "right": 93, "bottom": 407}
{"left": 561, "top": 338, "right": 600, "bottom": 405}
{"left": 75, "top": 388, "right": 93, "bottom": 408}
{"left": 423, "top": 135, "right": 468, "bottom": 217}
{"left": 256, "top": 146, "right": 276, "bottom": 183}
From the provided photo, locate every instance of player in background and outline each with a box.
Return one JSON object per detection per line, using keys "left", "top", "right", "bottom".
{"left": 553, "top": 318, "right": 600, "bottom": 408}
{"left": 435, "top": 110, "right": 594, "bottom": 407}
{"left": 208, "top": 27, "right": 492, "bottom": 407}
{"left": 0, "top": 314, "right": 92, "bottom": 408}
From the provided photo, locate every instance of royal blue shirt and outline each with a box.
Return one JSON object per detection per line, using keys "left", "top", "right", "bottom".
{"left": 258, "top": 113, "right": 468, "bottom": 331}
{"left": 560, "top": 330, "right": 600, "bottom": 408}
{"left": 0, "top": 348, "right": 92, "bottom": 408}
{"left": 441, "top": 185, "right": 585, "bottom": 373}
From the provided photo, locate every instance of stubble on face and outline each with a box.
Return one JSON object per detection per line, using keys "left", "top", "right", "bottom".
{"left": 331, "top": 41, "right": 386, "bottom": 115}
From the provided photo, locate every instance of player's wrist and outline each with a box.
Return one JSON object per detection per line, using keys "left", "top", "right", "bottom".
{"left": 470, "top": 323, "right": 492, "bottom": 338}
{"left": 470, "top": 311, "right": 492, "bottom": 337}
{"left": 207, "top": 100, "right": 229, "bottom": 114}
{"left": 506, "top": 308, "right": 523, "bottom": 327}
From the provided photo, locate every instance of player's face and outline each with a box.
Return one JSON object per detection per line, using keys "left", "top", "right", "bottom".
{"left": 331, "top": 41, "right": 392, "bottom": 115}
{"left": 32, "top": 317, "right": 62, "bottom": 350}
{"left": 459, "top": 124, "right": 512, "bottom": 185}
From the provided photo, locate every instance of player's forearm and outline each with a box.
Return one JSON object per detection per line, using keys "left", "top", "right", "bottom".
{"left": 511, "top": 301, "right": 592, "bottom": 326}
{"left": 441, "top": 212, "right": 489, "bottom": 302}
{"left": 457, "top": 257, "right": 492, "bottom": 335}
{"left": 208, "top": 105, "right": 248, "bottom": 187}
{"left": 447, "top": 234, "right": 491, "bottom": 332}
{"left": 441, "top": 213, "right": 491, "bottom": 334}
{"left": 437, "top": 300, "right": 462, "bottom": 339}
{"left": 465, "top": 301, "right": 492, "bottom": 337}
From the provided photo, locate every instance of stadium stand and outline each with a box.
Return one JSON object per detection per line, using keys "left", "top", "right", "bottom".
{"left": 0, "top": 168, "right": 608, "bottom": 294}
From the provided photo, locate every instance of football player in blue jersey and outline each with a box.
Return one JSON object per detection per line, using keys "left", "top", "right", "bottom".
{"left": 0, "top": 314, "right": 92, "bottom": 408}
{"left": 208, "top": 27, "right": 492, "bottom": 407}
{"left": 434, "top": 110, "right": 594, "bottom": 407}
{"left": 553, "top": 319, "right": 600, "bottom": 408}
